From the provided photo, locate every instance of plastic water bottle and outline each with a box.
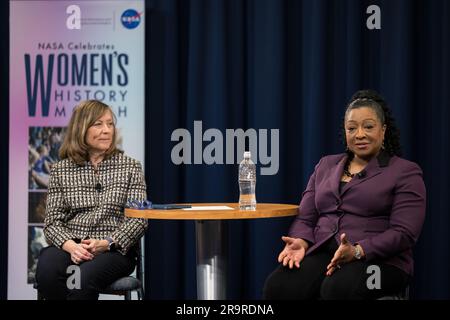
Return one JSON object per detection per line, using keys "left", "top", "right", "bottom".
{"left": 239, "top": 151, "right": 256, "bottom": 210}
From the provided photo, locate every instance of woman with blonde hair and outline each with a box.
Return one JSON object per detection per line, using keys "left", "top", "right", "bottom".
{"left": 36, "top": 100, "right": 148, "bottom": 300}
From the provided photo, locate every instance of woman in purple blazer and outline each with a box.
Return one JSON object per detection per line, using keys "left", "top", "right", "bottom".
{"left": 263, "top": 90, "right": 426, "bottom": 300}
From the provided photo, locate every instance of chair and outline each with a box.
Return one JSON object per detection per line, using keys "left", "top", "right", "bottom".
{"left": 34, "top": 241, "right": 145, "bottom": 300}
{"left": 99, "top": 241, "right": 145, "bottom": 300}
{"left": 34, "top": 282, "right": 44, "bottom": 300}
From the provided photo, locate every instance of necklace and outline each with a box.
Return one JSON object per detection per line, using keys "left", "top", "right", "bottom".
{"left": 343, "top": 159, "right": 356, "bottom": 178}
{"left": 343, "top": 167, "right": 355, "bottom": 178}
{"left": 343, "top": 158, "right": 366, "bottom": 179}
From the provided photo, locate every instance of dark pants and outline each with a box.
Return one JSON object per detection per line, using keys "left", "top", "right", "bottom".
{"left": 263, "top": 239, "right": 409, "bottom": 300}
{"left": 36, "top": 246, "right": 136, "bottom": 300}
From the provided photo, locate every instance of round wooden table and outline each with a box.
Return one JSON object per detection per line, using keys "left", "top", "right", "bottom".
{"left": 125, "top": 203, "right": 298, "bottom": 300}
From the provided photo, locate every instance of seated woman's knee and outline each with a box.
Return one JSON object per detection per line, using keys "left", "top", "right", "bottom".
{"left": 320, "top": 276, "right": 362, "bottom": 300}
{"left": 264, "top": 269, "right": 318, "bottom": 300}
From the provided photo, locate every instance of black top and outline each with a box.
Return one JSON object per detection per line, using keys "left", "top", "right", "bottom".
{"left": 339, "top": 181, "right": 348, "bottom": 193}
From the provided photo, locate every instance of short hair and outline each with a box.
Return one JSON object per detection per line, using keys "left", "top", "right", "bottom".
{"left": 341, "top": 89, "right": 402, "bottom": 156}
{"left": 59, "top": 100, "right": 121, "bottom": 165}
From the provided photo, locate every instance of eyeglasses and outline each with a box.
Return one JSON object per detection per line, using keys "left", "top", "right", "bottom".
{"left": 126, "top": 199, "right": 152, "bottom": 209}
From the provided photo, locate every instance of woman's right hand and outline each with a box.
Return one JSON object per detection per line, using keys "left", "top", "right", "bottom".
{"left": 62, "top": 240, "right": 94, "bottom": 264}
{"left": 277, "top": 236, "right": 309, "bottom": 269}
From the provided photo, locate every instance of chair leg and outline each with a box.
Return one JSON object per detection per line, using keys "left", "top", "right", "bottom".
{"left": 137, "top": 288, "right": 144, "bottom": 300}
{"left": 34, "top": 282, "right": 44, "bottom": 300}
{"left": 402, "top": 286, "right": 410, "bottom": 300}
{"left": 37, "top": 290, "right": 45, "bottom": 300}
{"left": 125, "top": 291, "right": 132, "bottom": 300}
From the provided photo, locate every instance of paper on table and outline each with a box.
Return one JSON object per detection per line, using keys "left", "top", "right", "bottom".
{"left": 182, "top": 206, "right": 234, "bottom": 211}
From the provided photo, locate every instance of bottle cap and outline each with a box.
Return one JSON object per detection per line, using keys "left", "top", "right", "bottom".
{"left": 244, "top": 151, "right": 251, "bottom": 159}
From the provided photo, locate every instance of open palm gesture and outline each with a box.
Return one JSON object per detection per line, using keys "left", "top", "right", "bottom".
{"left": 277, "top": 236, "right": 309, "bottom": 269}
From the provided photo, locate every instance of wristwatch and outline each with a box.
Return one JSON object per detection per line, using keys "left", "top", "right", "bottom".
{"left": 105, "top": 237, "right": 116, "bottom": 252}
{"left": 354, "top": 245, "right": 362, "bottom": 260}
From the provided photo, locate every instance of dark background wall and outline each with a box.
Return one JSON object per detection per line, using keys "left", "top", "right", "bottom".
{"left": 1, "top": 0, "right": 449, "bottom": 299}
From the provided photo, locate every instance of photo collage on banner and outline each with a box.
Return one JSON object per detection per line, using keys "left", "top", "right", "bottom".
{"left": 9, "top": 0, "right": 145, "bottom": 299}
{"left": 28, "top": 127, "right": 66, "bottom": 283}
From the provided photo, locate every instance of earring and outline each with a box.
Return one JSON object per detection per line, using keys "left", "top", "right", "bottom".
{"left": 381, "top": 141, "right": 385, "bottom": 149}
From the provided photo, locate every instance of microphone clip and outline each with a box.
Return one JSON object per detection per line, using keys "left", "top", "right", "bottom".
{"left": 357, "top": 171, "right": 366, "bottom": 179}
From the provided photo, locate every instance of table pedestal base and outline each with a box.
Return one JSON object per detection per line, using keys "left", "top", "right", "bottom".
{"left": 195, "top": 220, "right": 227, "bottom": 300}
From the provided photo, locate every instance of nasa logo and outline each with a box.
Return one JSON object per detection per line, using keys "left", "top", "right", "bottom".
{"left": 121, "top": 9, "right": 142, "bottom": 29}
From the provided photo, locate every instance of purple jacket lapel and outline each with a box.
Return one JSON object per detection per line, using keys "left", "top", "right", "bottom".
{"left": 330, "top": 155, "right": 346, "bottom": 199}
{"left": 341, "top": 156, "right": 382, "bottom": 196}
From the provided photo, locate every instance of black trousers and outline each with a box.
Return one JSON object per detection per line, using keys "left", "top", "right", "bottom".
{"left": 263, "top": 238, "right": 410, "bottom": 300}
{"left": 36, "top": 246, "right": 136, "bottom": 300}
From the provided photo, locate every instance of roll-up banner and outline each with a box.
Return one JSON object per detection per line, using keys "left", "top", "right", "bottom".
{"left": 9, "top": 0, "right": 145, "bottom": 299}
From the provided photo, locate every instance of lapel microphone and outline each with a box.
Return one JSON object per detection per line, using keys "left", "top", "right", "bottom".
{"left": 357, "top": 170, "right": 366, "bottom": 179}
{"left": 93, "top": 166, "right": 101, "bottom": 192}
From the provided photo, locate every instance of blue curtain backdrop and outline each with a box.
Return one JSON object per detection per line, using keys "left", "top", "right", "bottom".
{"left": 1, "top": 0, "right": 449, "bottom": 299}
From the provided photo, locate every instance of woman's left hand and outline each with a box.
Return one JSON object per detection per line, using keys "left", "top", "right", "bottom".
{"left": 81, "top": 238, "right": 109, "bottom": 256}
{"left": 326, "top": 233, "right": 356, "bottom": 276}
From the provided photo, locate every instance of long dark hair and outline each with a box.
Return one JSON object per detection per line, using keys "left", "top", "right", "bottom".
{"left": 341, "top": 89, "right": 402, "bottom": 157}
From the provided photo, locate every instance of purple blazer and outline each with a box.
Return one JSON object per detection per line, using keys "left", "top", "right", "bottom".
{"left": 288, "top": 151, "right": 426, "bottom": 276}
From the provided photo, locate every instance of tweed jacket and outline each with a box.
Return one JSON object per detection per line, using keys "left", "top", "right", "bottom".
{"left": 289, "top": 151, "right": 426, "bottom": 275}
{"left": 44, "top": 152, "right": 148, "bottom": 254}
